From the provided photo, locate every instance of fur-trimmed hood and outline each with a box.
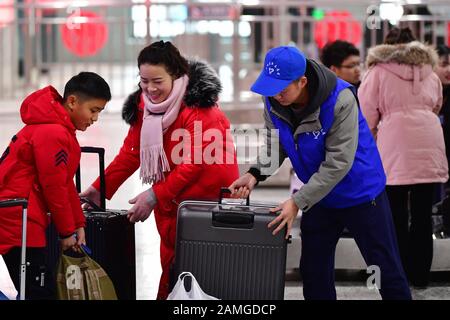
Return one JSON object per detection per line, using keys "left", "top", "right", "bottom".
{"left": 365, "top": 41, "right": 439, "bottom": 87}
{"left": 122, "top": 60, "right": 222, "bottom": 125}
{"left": 366, "top": 41, "right": 439, "bottom": 68}
{"left": 184, "top": 60, "right": 222, "bottom": 108}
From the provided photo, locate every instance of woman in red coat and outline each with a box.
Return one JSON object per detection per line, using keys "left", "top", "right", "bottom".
{"left": 81, "top": 41, "right": 239, "bottom": 299}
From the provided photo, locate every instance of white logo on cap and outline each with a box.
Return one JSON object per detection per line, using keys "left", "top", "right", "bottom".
{"left": 266, "top": 61, "right": 281, "bottom": 76}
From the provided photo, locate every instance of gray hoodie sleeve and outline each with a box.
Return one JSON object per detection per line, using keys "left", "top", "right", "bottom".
{"left": 292, "top": 88, "right": 359, "bottom": 211}
{"left": 248, "top": 106, "right": 287, "bottom": 181}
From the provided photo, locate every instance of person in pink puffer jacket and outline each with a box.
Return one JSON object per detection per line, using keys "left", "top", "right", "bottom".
{"left": 358, "top": 27, "right": 448, "bottom": 288}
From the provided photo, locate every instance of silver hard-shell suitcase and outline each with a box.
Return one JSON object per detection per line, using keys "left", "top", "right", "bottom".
{"left": 172, "top": 188, "right": 289, "bottom": 300}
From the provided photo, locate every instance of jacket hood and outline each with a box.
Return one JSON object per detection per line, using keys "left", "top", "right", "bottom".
{"left": 304, "top": 59, "right": 338, "bottom": 116}
{"left": 122, "top": 60, "right": 222, "bottom": 125}
{"left": 366, "top": 41, "right": 438, "bottom": 69}
{"left": 184, "top": 60, "right": 222, "bottom": 108}
{"left": 20, "top": 86, "right": 75, "bottom": 131}
{"left": 376, "top": 62, "right": 434, "bottom": 83}
{"left": 366, "top": 41, "right": 439, "bottom": 93}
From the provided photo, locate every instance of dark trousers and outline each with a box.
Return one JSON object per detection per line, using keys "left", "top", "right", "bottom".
{"left": 300, "top": 190, "right": 411, "bottom": 300}
{"left": 386, "top": 183, "right": 435, "bottom": 286}
{"left": 2, "top": 247, "right": 55, "bottom": 300}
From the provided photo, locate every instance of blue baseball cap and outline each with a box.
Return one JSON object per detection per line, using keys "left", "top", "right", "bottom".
{"left": 251, "top": 46, "right": 307, "bottom": 97}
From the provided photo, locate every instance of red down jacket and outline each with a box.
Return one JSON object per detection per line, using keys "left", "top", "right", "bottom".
{"left": 0, "top": 86, "right": 85, "bottom": 254}
{"left": 93, "top": 61, "right": 239, "bottom": 218}
{"left": 91, "top": 61, "right": 239, "bottom": 299}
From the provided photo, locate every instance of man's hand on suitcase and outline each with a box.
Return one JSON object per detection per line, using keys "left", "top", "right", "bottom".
{"left": 79, "top": 185, "right": 101, "bottom": 210}
{"left": 267, "top": 198, "right": 299, "bottom": 239}
{"left": 228, "top": 173, "right": 257, "bottom": 198}
{"left": 127, "top": 188, "right": 157, "bottom": 223}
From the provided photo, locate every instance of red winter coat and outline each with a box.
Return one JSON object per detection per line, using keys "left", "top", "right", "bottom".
{"left": 91, "top": 61, "right": 239, "bottom": 298}
{"left": 93, "top": 61, "right": 239, "bottom": 222}
{"left": 0, "top": 86, "right": 85, "bottom": 254}
{"left": 93, "top": 98, "right": 239, "bottom": 213}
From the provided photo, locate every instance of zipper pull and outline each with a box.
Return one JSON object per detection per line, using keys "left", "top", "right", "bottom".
{"left": 371, "top": 199, "right": 376, "bottom": 206}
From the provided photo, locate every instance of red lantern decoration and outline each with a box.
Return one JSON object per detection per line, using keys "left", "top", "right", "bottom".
{"left": 61, "top": 10, "right": 108, "bottom": 57}
{"left": 314, "top": 11, "right": 362, "bottom": 49}
{"left": 447, "top": 22, "right": 450, "bottom": 47}
{"left": 0, "top": 0, "right": 14, "bottom": 28}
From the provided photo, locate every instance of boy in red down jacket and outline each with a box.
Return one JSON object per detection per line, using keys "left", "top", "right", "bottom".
{"left": 0, "top": 72, "right": 111, "bottom": 299}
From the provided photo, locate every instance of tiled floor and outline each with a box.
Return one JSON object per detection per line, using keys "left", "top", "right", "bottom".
{"left": 1, "top": 112, "right": 449, "bottom": 300}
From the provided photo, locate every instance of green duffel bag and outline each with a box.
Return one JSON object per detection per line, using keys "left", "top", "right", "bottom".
{"left": 56, "top": 247, "right": 117, "bottom": 300}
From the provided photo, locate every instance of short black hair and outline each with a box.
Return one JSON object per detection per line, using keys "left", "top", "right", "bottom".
{"left": 63, "top": 72, "right": 111, "bottom": 102}
{"left": 137, "top": 40, "right": 189, "bottom": 78}
{"left": 320, "top": 40, "right": 360, "bottom": 68}
{"left": 437, "top": 44, "right": 450, "bottom": 57}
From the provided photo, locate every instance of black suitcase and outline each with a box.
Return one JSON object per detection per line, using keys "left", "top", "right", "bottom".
{"left": 172, "top": 188, "right": 289, "bottom": 300}
{"left": 45, "top": 147, "right": 136, "bottom": 300}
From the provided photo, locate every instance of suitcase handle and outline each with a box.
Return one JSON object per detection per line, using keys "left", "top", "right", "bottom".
{"left": 76, "top": 146, "right": 106, "bottom": 210}
{"left": 219, "top": 187, "right": 249, "bottom": 206}
{"left": 0, "top": 199, "right": 28, "bottom": 300}
{"left": 212, "top": 211, "right": 254, "bottom": 229}
{"left": 0, "top": 198, "right": 28, "bottom": 208}
{"left": 80, "top": 197, "right": 106, "bottom": 213}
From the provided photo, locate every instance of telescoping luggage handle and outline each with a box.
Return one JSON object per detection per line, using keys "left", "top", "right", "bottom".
{"left": 0, "top": 199, "right": 28, "bottom": 300}
{"left": 219, "top": 187, "right": 249, "bottom": 206}
{"left": 75, "top": 146, "right": 106, "bottom": 211}
{"left": 212, "top": 188, "right": 254, "bottom": 229}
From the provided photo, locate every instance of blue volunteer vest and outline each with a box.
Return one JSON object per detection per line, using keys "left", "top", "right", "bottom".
{"left": 267, "top": 79, "right": 386, "bottom": 208}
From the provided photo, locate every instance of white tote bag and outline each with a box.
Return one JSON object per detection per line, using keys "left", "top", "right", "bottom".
{"left": 0, "top": 255, "right": 18, "bottom": 300}
{"left": 167, "top": 272, "right": 219, "bottom": 300}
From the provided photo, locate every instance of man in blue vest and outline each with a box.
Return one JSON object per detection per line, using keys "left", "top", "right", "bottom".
{"left": 229, "top": 46, "right": 411, "bottom": 300}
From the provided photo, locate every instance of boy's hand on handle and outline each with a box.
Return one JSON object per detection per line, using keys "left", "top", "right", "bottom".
{"left": 228, "top": 173, "right": 257, "bottom": 199}
{"left": 60, "top": 235, "right": 77, "bottom": 252}
{"left": 267, "top": 198, "right": 299, "bottom": 240}
{"left": 60, "top": 228, "right": 86, "bottom": 253}
{"left": 79, "top": 185, "right": 101, "bottom": 210}
{"left": 75, "top": 227, "right": 86, "bottom": 247}
{"left": 127, "top": 188, "right": 157, "bottom": 223}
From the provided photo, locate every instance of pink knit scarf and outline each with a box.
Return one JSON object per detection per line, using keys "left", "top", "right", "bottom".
{"left": 140, "top": 75, "right": 189, "bottom": 184}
